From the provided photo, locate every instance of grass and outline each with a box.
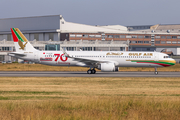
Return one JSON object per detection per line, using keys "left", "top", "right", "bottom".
{"left": 0, "top": 77, "right": 180, "bottom": 119}
{"left": 0, "top": 63, "right": 180, "bottom": 71}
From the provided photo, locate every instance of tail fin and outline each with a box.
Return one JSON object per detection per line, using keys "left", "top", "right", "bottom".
{"left": 11, "top": 28, "right": 37, "bottom": 52}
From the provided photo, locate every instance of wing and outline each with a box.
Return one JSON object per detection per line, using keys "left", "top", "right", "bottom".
{"left": 61, "top": 48, "right": 112, "bottom": 67}
{"left": 69, "top": 56, "right": 109, "bottom": 66}
{"left": 8, "top": 52, "right": 26, "bottom": 57}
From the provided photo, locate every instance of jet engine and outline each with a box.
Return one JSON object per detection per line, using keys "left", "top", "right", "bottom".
{"left": 97, "top": 63, "right": 119, "bottom": 72}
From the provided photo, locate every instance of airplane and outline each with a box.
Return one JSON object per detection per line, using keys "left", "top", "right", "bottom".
{"left": 9, "top": 28, "right": 176, "bottom": 75}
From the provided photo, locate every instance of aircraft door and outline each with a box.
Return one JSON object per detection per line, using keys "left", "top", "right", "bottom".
{"left": 154, "top": 52, "right": 159, "bottom": 61}
{"left": 34, "top": 52, "right": 39, "bottom": 63}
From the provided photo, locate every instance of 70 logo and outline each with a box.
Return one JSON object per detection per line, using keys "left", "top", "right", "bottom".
{"left": 54, "top": 54, "right": 68, "bottom": 62}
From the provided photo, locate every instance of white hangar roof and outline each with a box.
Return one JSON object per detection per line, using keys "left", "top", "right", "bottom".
{"left": 99, "top": 25, "right": 128, "bottom": 31}
{"left": 60, "top": 17, "right": 128, "bottom": 33}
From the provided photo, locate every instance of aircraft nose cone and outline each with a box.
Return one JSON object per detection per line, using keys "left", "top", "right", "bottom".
{"left": 171, "top": 59, "right": 176, "bottom": 65}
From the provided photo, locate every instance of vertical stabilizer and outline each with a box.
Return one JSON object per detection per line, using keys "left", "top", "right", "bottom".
{"left": 11, "top": 28, "right": 37, "bottom": 52}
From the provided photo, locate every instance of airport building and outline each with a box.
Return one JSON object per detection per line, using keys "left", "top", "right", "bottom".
{"left": 0, "top": 15, "right": 180, "bottom": 62}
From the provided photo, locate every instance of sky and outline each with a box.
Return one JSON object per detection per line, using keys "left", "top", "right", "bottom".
{"left": 0, "top": 0, "right": 180, "bottom": 26}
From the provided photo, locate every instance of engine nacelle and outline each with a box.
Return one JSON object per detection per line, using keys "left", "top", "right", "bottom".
{"left": 98, "top": 63, "right": 119, "bottom": 72}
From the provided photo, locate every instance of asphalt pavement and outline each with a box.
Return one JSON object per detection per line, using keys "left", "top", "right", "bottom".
{"left": 0, "top": 71, "right": 180, "bottom": 77}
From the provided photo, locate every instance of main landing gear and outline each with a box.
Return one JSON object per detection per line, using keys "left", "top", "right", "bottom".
{"left": 87, "top": 68, "right": 96, "bottom": 74}
{"left": 154, "top": 67, "right": 158, "bottom": 75}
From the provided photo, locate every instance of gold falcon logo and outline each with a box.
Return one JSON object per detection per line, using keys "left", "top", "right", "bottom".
{"left": 18, "top": 40, "right": 28, "bottom": 50}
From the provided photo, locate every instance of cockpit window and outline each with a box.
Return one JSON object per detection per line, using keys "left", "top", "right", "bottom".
{"left": 164, "top": 56, "right": 170, "bottom": 58}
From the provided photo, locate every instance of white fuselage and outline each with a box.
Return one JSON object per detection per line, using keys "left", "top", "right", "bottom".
{"left": 19, "top": 51, "right": 175, "bottom": 68}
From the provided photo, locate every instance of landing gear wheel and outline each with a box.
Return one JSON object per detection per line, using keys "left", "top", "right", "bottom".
{"left": 154, "top": 71, "right": 158, "bottom": 75}
{"left": 87, "top": 68, "right": 96, "bottom": 74}
{"left": 87, "top": 70, "right": 91, "bottom": 74}
{"left": 154, "top": 67, "right": 158, "bottom": 75}
{"left": 91, "top": 69, "right": 96, "bottom": 74}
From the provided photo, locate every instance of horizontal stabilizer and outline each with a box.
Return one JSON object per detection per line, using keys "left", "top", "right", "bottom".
{"left": 8, "top": 52, "right": 26, "bottom": 57}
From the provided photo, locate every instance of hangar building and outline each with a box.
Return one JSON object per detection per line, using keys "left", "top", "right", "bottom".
{"left": 0, "top": 15, "right": 180, "bottom": 62}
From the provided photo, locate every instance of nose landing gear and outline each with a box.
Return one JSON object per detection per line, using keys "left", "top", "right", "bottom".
{"left": 87, "top": 68, "right": 96, "bottom": 74}
{"left": 154, "top": 67, "right": 158, "bottom": 75}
